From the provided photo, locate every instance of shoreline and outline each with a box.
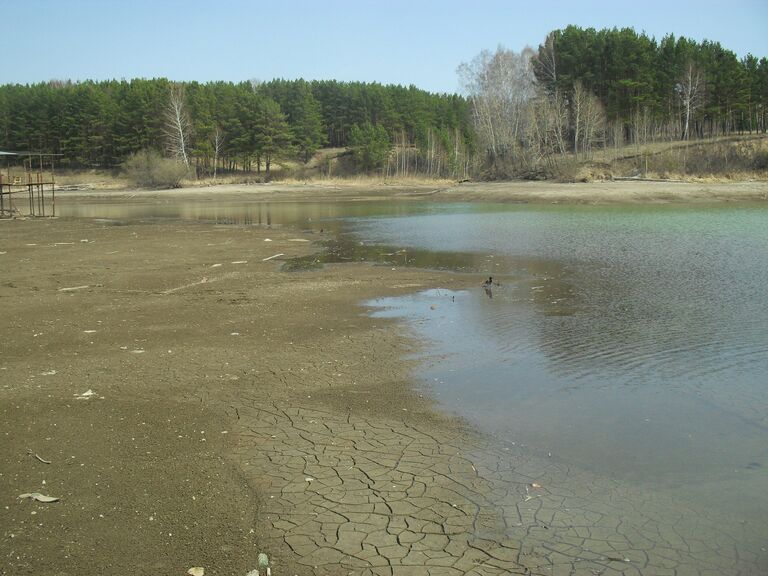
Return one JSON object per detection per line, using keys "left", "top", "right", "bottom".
{"left": 50, "top": 178, "right": 768, "bottom": 205}
{"left": 2, "top": 208, "right": 765, "bottom": 574}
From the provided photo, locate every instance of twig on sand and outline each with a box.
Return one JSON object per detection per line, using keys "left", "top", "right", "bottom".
{"left": 162, "top": 277, "right": 209, "bottom": 295}
{"left": 27, "top": 449, "right": 51, "bottom": 464}
{"left": 58, "top": 285, "right": 89, "bottom": 292}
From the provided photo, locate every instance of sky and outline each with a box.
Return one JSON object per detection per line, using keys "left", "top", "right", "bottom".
{"left": 1, "top": 0, "right": 766, "bottom": 94}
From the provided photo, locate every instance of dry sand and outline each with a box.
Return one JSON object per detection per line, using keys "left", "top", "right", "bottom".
{"left": 2, "top": 185, "right": 766, "bottom": 575}
{"left": 57, "top": 178, "right": 768, "bottom": 205}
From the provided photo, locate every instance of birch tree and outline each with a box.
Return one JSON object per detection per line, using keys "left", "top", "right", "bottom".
{"left": 677, "top": 61, "right": 703, "bottom": 140}
{"left": 457, "top": 46, "right": 537, "bottom": 171}
{"left": 164, "top": 83, "right": 192, "bottom": 167}
{"left": 211, "top": 125, "right": 224, "bottom": 179}
{"left": 572, "top": 81, "right": 605, "bottom": 159}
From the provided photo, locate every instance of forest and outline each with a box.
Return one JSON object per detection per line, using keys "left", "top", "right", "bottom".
{"left": 0, "top": 25, "right": 766, "bottom": 182}
{"left": 461, "top": 26, "right": 768, "bottom": 178}
{"left": 0, "top": 78, "right": 473, "bottom": 179}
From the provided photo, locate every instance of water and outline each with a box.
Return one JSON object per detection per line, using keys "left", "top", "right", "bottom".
{"left": 362, "top": 209, "right": 767, "bottom": 460}
{"left": 359, "top": 204, "right": 768, "bottom": 570}
{"left": 59, "top": 198, "right": 768, "bottom": 570}
{"left": 62, "top": 200, "right": 768, "bottom": 488}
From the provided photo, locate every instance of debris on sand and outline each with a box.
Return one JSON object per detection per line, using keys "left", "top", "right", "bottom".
{"left": 58, "top": 285, "right": 89, "bottom": 292}
{"left": 18, "top": 492, "right": 60, "bottom": 503}
{"left": 187, "top": 568, "right": 205, "bottom": 576}
{"left": 245, "top": 552, "right": 271, "bottom": 576}
{"left": 27, "top": 449, "right": 51, "bottom": 464}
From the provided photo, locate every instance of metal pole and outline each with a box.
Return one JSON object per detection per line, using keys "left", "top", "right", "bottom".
{"left": 51, "top": 156, "right": 56, "bottom": 217}
{"left": 39, "top": 155, "right": 45, "bottom": 216}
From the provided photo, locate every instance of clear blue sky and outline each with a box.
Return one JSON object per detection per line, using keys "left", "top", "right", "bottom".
{"left": 1, "top": 0, "right": 766, "bottom": 94}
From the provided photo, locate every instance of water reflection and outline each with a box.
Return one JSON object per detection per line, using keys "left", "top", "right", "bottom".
{"left": 58, "top": 198, "right": 455, "bottom": 230}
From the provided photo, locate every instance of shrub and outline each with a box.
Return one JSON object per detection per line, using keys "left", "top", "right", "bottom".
{"left": 124, "top": 149, "right": 190, "bottom": 188}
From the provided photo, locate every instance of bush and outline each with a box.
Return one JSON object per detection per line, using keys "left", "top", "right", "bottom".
{"left": 752, "top": 148, "right": 768, "bottom": 171}
{"left": 124, "top": 149, "right": 190, "bottom": 188}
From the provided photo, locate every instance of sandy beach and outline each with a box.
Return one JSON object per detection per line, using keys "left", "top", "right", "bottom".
{"left": 2, "top": 183, "right": 766, "bottom": 575}
{"left": 56, "top": 178, "right": 768, "bottom": 205}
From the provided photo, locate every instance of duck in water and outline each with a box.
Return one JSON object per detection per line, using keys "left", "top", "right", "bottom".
{"left": 482, "top": 276, "right": 499, "bottom": 298}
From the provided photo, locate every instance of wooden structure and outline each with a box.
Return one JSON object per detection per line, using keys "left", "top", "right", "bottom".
{"left": 0, "top": 151, "right": 59, "bottom": 218}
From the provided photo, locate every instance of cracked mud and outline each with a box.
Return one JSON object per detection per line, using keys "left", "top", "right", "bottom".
{"left": 235, "top": 402, "right": 765, "bottom": 575}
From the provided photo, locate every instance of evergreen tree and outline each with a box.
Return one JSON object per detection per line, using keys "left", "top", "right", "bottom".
{"left": 284, "top": 81, "right": 325, "bottom": 162}
{"left": 348, "top": 122, "right": 391, "bottom": 172}
{"left": 255, "top": 98, "right": 293, "bottom": 176}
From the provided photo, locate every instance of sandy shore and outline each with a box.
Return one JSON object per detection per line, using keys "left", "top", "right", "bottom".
{"left": 57, "top": 178, "right": 768, "bottom": 205}
{"left": 2, "top": 198, "right": 765, "bottom": 575}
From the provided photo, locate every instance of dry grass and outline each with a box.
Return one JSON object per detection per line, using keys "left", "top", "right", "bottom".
{"left": 277, "top": 175, "right": 456, "bottom": 187}
{"left": 46, "top": 137, "right": 768, "bottom": 191}
{"left": 54, "top": 169, "right": 130, "bottom": 189}
{"left": 609, "top": 136, "right": 768, "bottom": 181}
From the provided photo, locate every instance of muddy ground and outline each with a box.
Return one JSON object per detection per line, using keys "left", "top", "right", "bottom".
{"left": 0, "top": 216, "right": 477, "bottom": 575}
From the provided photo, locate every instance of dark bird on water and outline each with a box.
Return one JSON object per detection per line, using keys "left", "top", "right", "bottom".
{"left": 482, "top": 276, "right": 499, "bottom": 299}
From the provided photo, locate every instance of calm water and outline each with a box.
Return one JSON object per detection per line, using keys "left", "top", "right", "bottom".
{"left": 61, "top": 198, "right": 768, "bottom": 568}
{"left": 358, "top": 205, "right": 768, "bottom": 525}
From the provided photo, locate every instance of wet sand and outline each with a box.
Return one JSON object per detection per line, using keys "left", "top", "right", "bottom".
{"left": 2, "top": 195, "right": 766, "bottom": 575}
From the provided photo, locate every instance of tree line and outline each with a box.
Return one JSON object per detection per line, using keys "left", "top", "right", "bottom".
{"left": 460, "top": 26, "right": 768, "bottom": 177}
{"left": 0, "top": 78, "right": 474, "bottom": 178}
{"left": 1, "top": 26, "right": 765, "bottom": 182}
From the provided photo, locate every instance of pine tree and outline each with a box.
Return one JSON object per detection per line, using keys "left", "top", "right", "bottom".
{"left": 255, "top": 98, "right": 293, "bottom": 176}
{"left": 349, "top": 122, "right": 391, "bottom": 173}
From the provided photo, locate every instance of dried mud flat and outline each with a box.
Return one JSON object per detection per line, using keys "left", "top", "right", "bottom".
{"left": 1, "top": 212, "right": 765, "bottom": 576}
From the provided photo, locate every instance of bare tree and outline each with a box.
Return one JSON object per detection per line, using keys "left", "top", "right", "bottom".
{"left": 249, "top": 78, "right": 263, "bottom": 93}
{"left": 211, "top": 126, "right": 224, "bottom": 180}
{"left": 572, "top": 81, "right": 605, "bottom": 159}
{"left": 527, "top": 91, "right": 569, "bottom": 171}
{"left": 609, "top": 119, "right": 625, "bottom": 161}
{"left": 458, "top": 46, "right": 537, "bottom": 172}
{"left": 164, "top": 83, "right": 192, "bottom": 167}
{"left": 677, "top": 61, "right": 703, "bottom": 140}
{"left": 535, "top": 32, "right": 559, "bottom": 93}
{"left": 631, "top": 106, "right": 652, "bottom": 148}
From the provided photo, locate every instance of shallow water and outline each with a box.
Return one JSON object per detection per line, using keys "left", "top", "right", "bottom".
{"left": 360, "top": 204, "right": 768, "bottom": 568}
{"left": 352, "top": 207, "right": 768, "bottom": 574}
